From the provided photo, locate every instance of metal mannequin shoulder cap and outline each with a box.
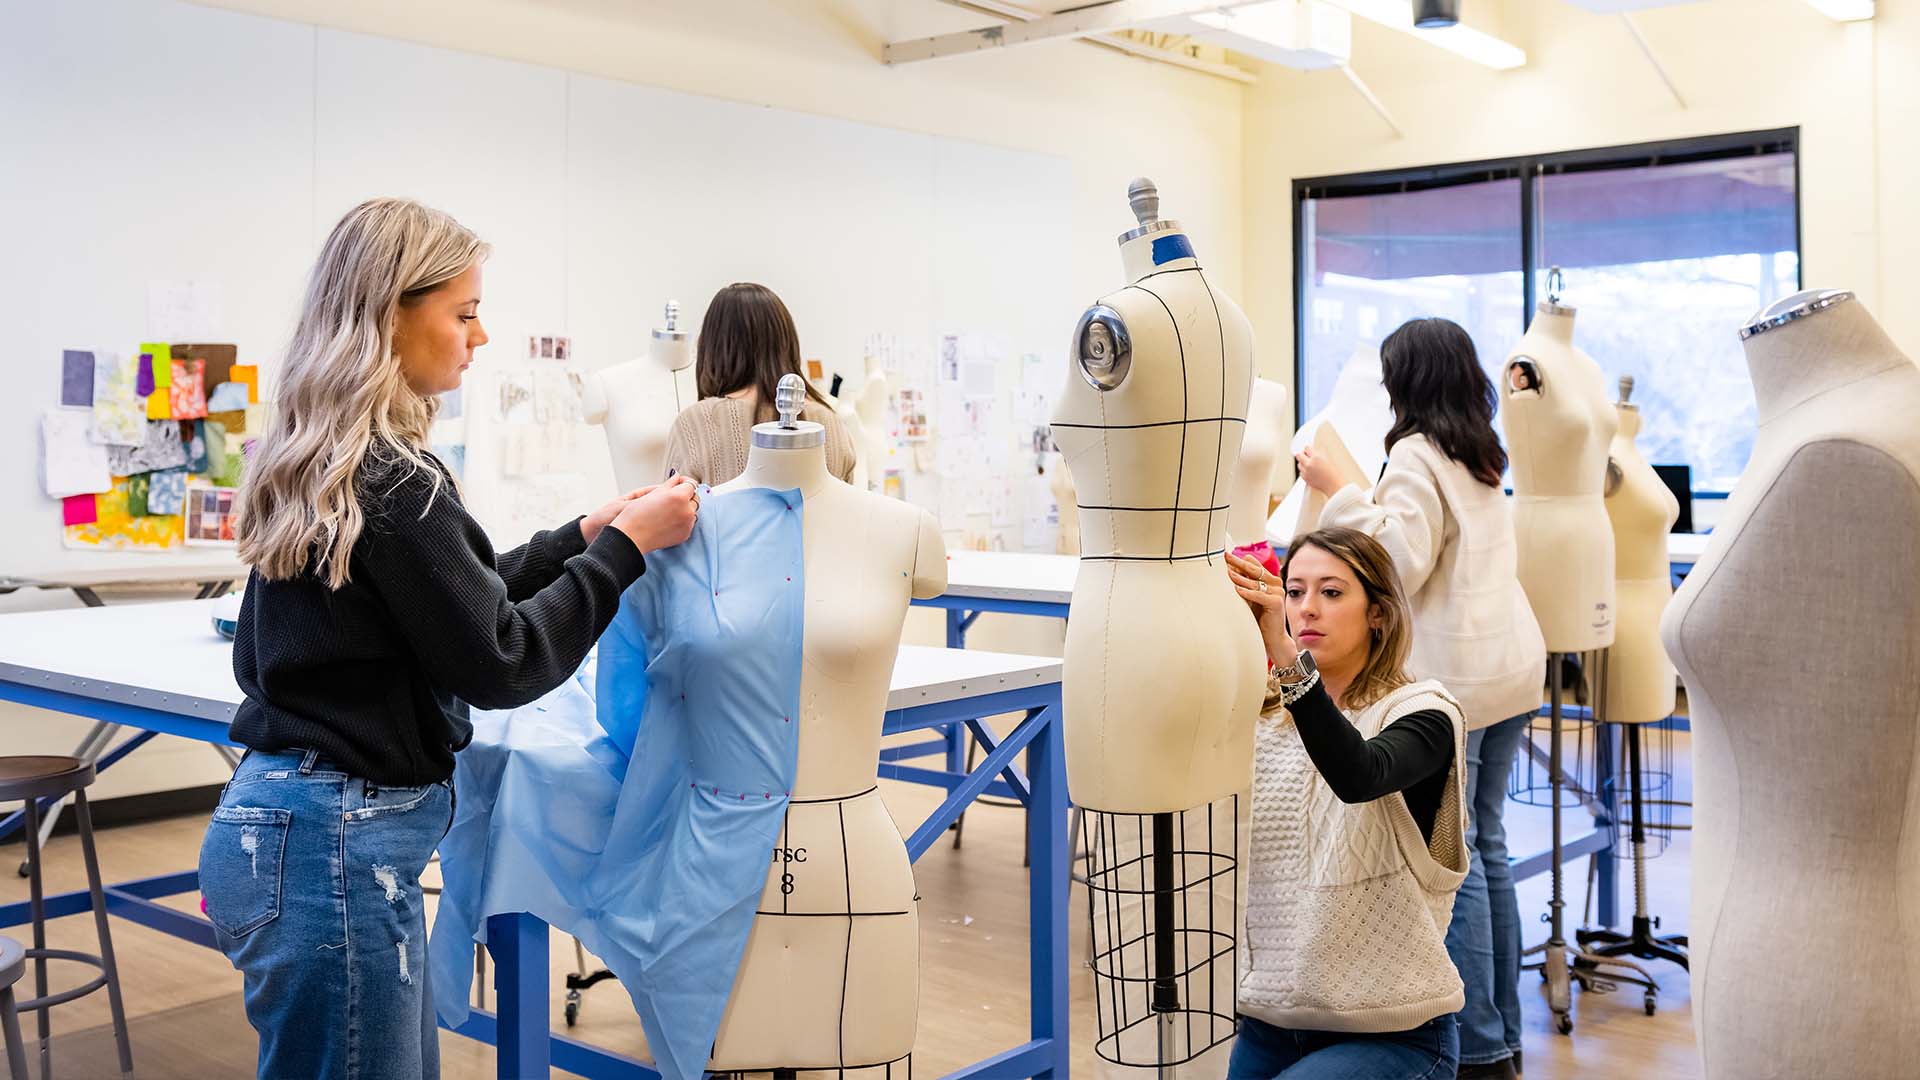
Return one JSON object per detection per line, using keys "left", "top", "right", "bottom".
{"left": 1073, "top": 304, "right": 1131, "bottom": 392}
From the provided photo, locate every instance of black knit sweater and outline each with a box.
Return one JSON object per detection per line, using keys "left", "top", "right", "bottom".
{"left": 229, "top": 456, "right": 645, "bottom": 786}
{"left": 1286, "top": 678, "right": 1455, "bottom": 844}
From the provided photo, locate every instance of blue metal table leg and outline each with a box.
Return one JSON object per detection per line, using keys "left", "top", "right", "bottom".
{"left": 1025, "top": 703, "right": 1068, "bottom": 1078}
{"left": 944, "top": 608, "right": 972, "bottom": 776}
{"left": 1595, "top": 723, "right": 1619, "bottom": 929}
{"left": 487, "top": 913, "right": 549, "bottom": 1080}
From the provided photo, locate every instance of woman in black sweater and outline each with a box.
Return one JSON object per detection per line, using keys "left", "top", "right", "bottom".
{"left": 197, "top": 198, "right": 697, "bottom": 1080}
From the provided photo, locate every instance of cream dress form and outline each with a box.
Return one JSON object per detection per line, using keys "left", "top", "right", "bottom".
{"left": 707, "top": 395, "right": 947, "bottom": 1072}
{"left": 1051, "top": 179, "right": 1266, "bottom": 814}
{"left": 1594, "top": 377, "right": 1678, "bottom": 724}
{"left": 1225, "top": 377, "right": 1289, "bottom": 548}
{"left": 1660, "top": 291, "right": 1920, "bottom": 1079}
{"left": 853, "top": 354, "right": 891, "bottom": 492}
{"left": 1047, "top": 451, "right": 1079, "bottom": 555}
{"left": 582, "top": 304, "right": 697, "bottom": 490}
{"left": 1502, "top": 303, "right": 1618, "bottom": 651}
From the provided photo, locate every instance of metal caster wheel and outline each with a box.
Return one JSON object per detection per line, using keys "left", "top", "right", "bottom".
{"left": 564, "top": 992, "right": 581, "bottom": 1028}
{"left": 1556, "top": 1012, "right": 1574, "bottom": 1035}
{"left": 16, "top": 861, "right": 27, "bottom": 878}
{"left": 1644, "top": 993, "right": 1657, "bottom": 1016}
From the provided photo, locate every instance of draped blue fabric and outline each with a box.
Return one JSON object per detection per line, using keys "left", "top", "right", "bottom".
{"left": 429, "top": 487, "right": 805, "bottom": 1079}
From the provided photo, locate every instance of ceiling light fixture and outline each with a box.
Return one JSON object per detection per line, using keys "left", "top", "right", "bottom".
{"left": 1324, "top": 0, "right": 1526, "bottom": 69}
{"left": 1413, "top": 0, "right": 1460, "bottom": 28}
{"left": 1803, "top": 0, "right": 1875, "bottom": 20}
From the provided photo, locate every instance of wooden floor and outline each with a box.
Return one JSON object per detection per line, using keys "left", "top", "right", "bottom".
{"left": 1, "top": 726, "right": 1700, "bottom": 1078}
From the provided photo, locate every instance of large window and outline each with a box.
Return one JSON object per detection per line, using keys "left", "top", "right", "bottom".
{"left": 1295, "top": 130, "right": 1799, "bottom": 493}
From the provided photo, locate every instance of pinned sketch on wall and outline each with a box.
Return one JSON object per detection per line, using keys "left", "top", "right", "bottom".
{"left": 498, "top": 372, "right": 536, "bottom": 424}
{"left": 532, "top": 369, "right": 585, "bottom": 424}
{"left": 147, "top": 280, "right": 225, "bottom": 340}
{"left": 896, "top": 387, "right": 928, "bottom": 443}
{"left": 39, "top": 410, "right": 112, "bottom": 498}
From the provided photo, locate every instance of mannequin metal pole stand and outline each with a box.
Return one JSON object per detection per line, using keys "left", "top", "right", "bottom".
{"left": 1151, "top": 811, "right": 1178, "bottom": 1076}
{"left": 1576, "top": 720, "right": 1688, "bottom": 1011}
{"left": 1521, "top": 652, "right": 1577, "bottom": 1034}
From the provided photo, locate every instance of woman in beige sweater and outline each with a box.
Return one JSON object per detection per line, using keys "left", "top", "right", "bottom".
{"left": 1296, "top": 317, "right": 1545, "bottom": 1080}
{"left": 660, "top": 282, "right": 856, "bottom": 486}
{"left": 1227, "top": 527, "right": 1468, "bottom": 1079}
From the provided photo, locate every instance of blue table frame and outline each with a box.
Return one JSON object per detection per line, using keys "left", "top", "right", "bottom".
{"left": 0, "top": 670, "right": 1069, "bottom": 1080}
{"left": 911, "top": 594, "right": 1069, "bottom": 780}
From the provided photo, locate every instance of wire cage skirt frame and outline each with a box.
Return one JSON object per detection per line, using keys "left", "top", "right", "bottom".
{"left": 1083, "top": 795, "right": 1241, "bottom": 1068}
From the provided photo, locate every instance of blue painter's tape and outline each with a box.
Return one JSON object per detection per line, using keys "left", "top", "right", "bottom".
{"left": 1152, "top": 233, "right": 1196, "bottom": 265}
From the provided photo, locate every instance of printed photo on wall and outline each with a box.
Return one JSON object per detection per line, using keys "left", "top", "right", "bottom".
{"left": 183, "top": 483, "right": 239, "bottom": 546}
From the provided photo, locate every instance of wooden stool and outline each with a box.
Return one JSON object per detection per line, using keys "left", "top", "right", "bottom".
{"left": 2, "top": 935, "right": 27, "bottom": 1080}
{"left": 0, "top": 757, "right": 132, "bottom": 1078}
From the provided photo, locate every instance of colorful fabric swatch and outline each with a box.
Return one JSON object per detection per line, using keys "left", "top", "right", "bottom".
{"left": 146, "top": 388, "right": 173, "bottom": 419}
{"left": 178, "top": 344, "right": 237, "bottom": 390}
{"left": 185, "top": 423, "right": 209, "bottom": 473}
{"left": 209, "top": 408, "right": 245, "bottom": 434}
{"left": 230, "top": 364, "right": 259, "bottom": 403}
{"left": 61, "top": 476, "right": 185, "bottom": 552}
{"left": 169, "top": 359, "right": 208, "bottom": 419}
{"left": 207, "top": 381, "right": 248, "bottom": 412}
{"left": 62, "top": 494, "right": 98, "bottom": 526}
{"left": 135, "top": 354, "right": 155, "bottom": 397}
{"left": 106, "top": 419, "right": 189, "bottom": 476}
{"left": 147, "top": 468, "right": 187, "bottom": 515}
{"left": 62, "top": 350, "right": 94, "bottom": 407}
{"left": 126, "top": 473, "right": 151, "bottom": 517}
{"left": 91, "top": 352, "right": 144, "bottom": 446}
{"left": 141, "top": 343, "right": 173, "bottom": 388}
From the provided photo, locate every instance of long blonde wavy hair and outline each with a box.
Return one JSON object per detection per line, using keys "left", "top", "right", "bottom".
{"left": 236, "top": 198, "right": 489, "bottom": 588}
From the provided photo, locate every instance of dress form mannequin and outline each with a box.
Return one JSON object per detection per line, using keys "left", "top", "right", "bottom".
{"left": 853, "top": 353, "right": 892, "bottom": 492}
{"left": 708, "top": 376, "right": 946, "bottom": 1071}
{"left": 1225, "top": 377, "right": 1289, "bottom": 548}
{"left": 1270, "top": 420, "right": 1368, "bottom": 547}
{"left": 1051, "top": 179, "right": 1266, "bottom": 814}
{"left": 1047, "top": 451, "right": 1079, "bottom": 555}
{"left": 1661, "top": 291, "right": 1920, "bottom": 1079}
{"left": 1502, "top": 296, "right": 1618, "bottom": 650}
{"left": 583, "top": 301, "right": 697, "bottom": 489}
{"left": 1594, "top": 376, "right": 1679, "bottom": 724}
{"left": 832, "top": 376, "right": 872, "bottom": 493}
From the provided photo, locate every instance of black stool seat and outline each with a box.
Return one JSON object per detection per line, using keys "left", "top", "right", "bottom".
{"left": 0, "top": 758, "right": 95, "bottom": 802}
{"left": 0, "top": 938, "right": 19, "bottom": 987}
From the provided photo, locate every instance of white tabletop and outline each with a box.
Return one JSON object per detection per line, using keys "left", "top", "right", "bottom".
{"left": 0, "top": 554, "right": 247, "bottom": 590}
{"left": 937, "top": 551, "right": 1076, "bottom": 606}
{"left": 1667, "top": 532, "right": 1711, "bottom": 568}
{"left": 0, "top": 600, "right": 1059, "bottom": 725}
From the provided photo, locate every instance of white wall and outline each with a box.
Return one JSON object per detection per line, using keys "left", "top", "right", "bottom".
{"left": 7, "top": 0, "right": 1227, "bottom": 797}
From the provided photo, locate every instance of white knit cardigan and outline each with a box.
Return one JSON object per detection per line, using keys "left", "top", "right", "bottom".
{"left": 1238, "top": 680, "right": 1469, "bottom": 1034}
{"left": 1320, "top": 434, "right": 1547, "bottom": 731}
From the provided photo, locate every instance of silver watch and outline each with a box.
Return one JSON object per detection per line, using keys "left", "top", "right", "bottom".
{"left": 1274, "top": 650, "right": 1317, "bottom": 683}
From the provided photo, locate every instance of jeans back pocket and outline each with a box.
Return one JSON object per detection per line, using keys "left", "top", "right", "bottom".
{"left": 199, "top": 805, "right": 292, "bottom": 938}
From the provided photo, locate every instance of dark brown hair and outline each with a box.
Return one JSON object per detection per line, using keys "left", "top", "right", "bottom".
{"left": 1380, "top": 317, "right": 1507, "bottom": 487}
{"left": 1280, "top": 526, "right": 1414, "bottom": 710}
{"left": 695, "top": 282, "right": 830, "bottom": 422}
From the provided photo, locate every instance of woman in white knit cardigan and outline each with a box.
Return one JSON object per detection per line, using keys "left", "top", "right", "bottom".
{"left": 1225, "top": 527, "right": 1469, "bottom": 1079}
{"left": 1296, "top": 318, "right": 1547, "bottom": 1080}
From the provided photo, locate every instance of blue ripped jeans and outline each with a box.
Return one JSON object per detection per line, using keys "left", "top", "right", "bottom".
{"left": 198, "top": 750, "right": 453, "bottom": 1080}
{"left": 1444, "top": 713, "right": 1531, "bottom": 1066}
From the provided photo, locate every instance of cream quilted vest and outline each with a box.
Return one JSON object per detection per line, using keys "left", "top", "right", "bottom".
{"left": 1238, "top": 679, "right": 1469, "bottom": 1034}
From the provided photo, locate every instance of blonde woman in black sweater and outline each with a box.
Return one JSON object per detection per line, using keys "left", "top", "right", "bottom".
{"left": 198, "top": 198, "right": 697, "bottom": 1080}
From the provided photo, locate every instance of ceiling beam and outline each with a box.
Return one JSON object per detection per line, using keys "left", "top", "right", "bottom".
{"left": 919, "top": 0, "right": 1256, "bottom": 84}
{"left": 885, "top": 0, "right": 1230, "bottom": 65}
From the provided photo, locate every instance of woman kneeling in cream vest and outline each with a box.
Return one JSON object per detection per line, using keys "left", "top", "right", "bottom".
{"left": 1224, "top": 528, "right": 1469, "bottom": 1079}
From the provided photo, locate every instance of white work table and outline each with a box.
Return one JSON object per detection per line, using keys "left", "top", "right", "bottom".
{"left": 0, "top": 555, "right": 247, "bottom": 608}
{"left": 0, "top": 598, "right": 1073, "bottom": 1080}
{"left": 0, "top": 600, "right": 1059, "bottom": 728}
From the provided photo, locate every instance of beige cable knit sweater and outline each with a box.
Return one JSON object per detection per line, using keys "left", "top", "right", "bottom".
{"left": 1238, "top": 679, "right": 1469, "bottom": 1034}
{"left": 659, "top": 394, "right": 857, "bottom": 487}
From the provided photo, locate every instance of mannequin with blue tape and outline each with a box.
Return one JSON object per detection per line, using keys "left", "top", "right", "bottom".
{"left": 706, "top": 373, "right": 946, "bottom": 1074}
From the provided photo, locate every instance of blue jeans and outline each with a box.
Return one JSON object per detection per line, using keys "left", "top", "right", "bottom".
{"left": 199, "top": 750, "right": 454, "bottom": 1080}
{"left": 1445, "top": 712, "right": 1530, "bottom": 1065}
{"left": 1227, "top": 1014, "right": 1458, "bottom": 1079}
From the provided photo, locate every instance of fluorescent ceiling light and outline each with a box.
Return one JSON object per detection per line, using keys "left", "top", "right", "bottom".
{"left": 1803, "top": 0, "right": 1874, "bottom": 20}
{"left": 1322, "top": 0, "right": 1527, "bottom": 69}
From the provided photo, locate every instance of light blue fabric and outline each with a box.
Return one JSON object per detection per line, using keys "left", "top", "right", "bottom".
{"left": 428, "top": 487, "right": 805, "bottom": 1080}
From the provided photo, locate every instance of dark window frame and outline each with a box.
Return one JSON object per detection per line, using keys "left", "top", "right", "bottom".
{"left": 1290, "top": 127, "right": 1802, "bottom": 498}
